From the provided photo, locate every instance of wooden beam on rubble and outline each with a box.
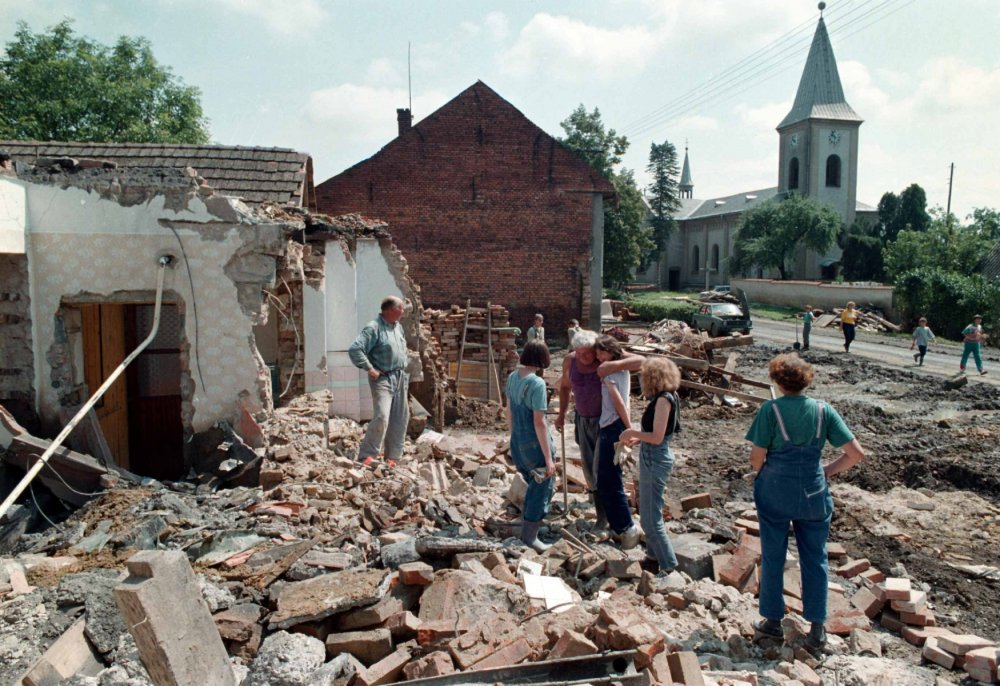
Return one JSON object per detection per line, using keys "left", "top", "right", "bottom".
{"left": 679, "top": 379, "right": 768, "bottom": 405}
{"left": 701, "top": 334, "right": 754, "bottom": 351}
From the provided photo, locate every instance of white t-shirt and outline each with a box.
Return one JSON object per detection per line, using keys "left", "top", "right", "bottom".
{"left": 600, "top": 370, "right": 631, "bottom": 428}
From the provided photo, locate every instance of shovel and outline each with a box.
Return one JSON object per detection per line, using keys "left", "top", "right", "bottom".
{"left": 793, "top": 318, "right": 802, "bottom": 351}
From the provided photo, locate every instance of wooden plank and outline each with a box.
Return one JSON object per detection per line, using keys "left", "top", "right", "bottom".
{"left": 4, "top": 435, "right": 106, "bottom": 505}
{"left": 19, "top": 618, "right": 103, "bottom": 685}
{"left": 456, "top": 299, "right": 471, "bottom": 390}
{"left": 624, "top": 346, "right": 709, "bottom": 370}
{"left": 702, "top": 335, "right": 754, "bottom": 351}
{"left": 815, "top": 314, "right": 838, "bottom": 328}
{"left": 704, "top": 365, "right": 773, "bottom": 390}
{"left": 680, "top": 379, "right": 767, "bottom": 404}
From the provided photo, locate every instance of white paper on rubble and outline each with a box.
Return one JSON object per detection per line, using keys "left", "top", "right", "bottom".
{"left": 516, "top": 558, "right": 543, "bottom": 579}
{"left": 522, "top": 573, "right": 575, "bottom": 612}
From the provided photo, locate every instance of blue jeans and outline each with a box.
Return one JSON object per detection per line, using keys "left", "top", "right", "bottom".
{"left": 509, "top": 401, "right": 555, "bottom": 523}
{"left": 360, "top": 370, "right": 409, "bottom": 461}
{"left": 754, "top": 443, "right": 833, "bottom": 624}
{"left": 596, "top": 419, "right": 634, "bottom": 534}
{"left": 639, "top": 438, "right": 677, "bottom": 570}
{"left": 842, "top": 323, "right": 855, "bottom": 350}
{"left": 802, "top": 324, "right": 810, "bottom": 349}
{"left": 961, "top": 342, "right": 983, "bottom": 372}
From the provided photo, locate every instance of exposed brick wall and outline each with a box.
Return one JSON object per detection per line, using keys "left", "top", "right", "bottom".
{"left": 316, "top": 81, "right": 613, "bottom": 341}
{"left": 0, "top": 254, "right": 36, "bottom": 430}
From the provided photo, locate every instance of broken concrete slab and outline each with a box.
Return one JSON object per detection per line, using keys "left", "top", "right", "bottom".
{"left": 114, "top": 550, "right": 236, "bottom": 686}
{"left": 672, "top": 533, "right": 720, "bottom": 579}
{"left": 268, "top": 567, "right": 391, "bottom": 630}
{"left": 56, "top": 569, "right": 127, "bottom": 656}
{"left": 324, "top": 628, "right": 393, "bottom": 665}
{"left": 245, "top": 630, "right": 326, "bottom": 686}
{"left": 334, "top": 577, "right": 421, "bottom": 630}
{"left": 417, "top": 569, "right": 519, "bottom": 625}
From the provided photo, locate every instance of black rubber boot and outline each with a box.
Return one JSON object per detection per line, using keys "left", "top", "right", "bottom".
{"left": 754, "top": 618, "right": 783, "bottom": 638}
{"left": 806, "top": 622, "right": 826, "bottom": 650}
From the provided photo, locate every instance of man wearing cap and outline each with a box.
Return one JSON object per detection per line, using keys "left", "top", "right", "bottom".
{"left": 349, "top": 296, "right": 411, "bottom": 467}
{"left": 960, "top": 314, "right": 988, "bottom": 376}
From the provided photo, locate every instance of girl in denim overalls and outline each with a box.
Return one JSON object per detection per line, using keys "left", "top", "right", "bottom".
{"left": 746, "top": 354, "right": 865, "bottom": 650}
{"left": 621, "top": 357, "right": 682, "bottom": 575}
{"left": 505, "top": 340, "right": 557, "bottom": 552}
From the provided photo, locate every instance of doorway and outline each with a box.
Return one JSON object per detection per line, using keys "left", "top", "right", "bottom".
{"left": 79, "top": 303, "right": 185, "bottom": 479}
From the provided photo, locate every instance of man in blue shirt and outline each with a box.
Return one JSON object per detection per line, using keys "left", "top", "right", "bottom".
{"left": 349, "top": 296, "right": 410, "bottom": 467}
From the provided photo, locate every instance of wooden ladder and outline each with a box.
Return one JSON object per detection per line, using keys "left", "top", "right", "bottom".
{"left": 455, "top": 300, "right": 503, "bottom": 402}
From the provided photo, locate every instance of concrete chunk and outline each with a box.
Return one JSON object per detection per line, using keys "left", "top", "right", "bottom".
{"left": 268, "top": 567, "right": 390, "bottom": 630}
{"left": 114, "top": 550, "right": 236, "bottom": 686}
{"left": 324, "top": 628, "right": 393, "bottom": 665}
{"left": 672, "top": 533, "right": 720, "bottom": 579}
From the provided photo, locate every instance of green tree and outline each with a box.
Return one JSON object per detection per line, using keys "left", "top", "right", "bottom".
{"left": 0, "top": 21, "right": 209, "bottom": 143}
{"left": 730, "top": 194, "right": 841, "bottom": 280}
{"left": 884, "top": 209, "right": 993, "bottom": 282}
{"left": 644, "top": 139, "right": 680, "bottom": 268}
{"left": 559, "top": 105, "right": 628, "bottom": 180}
{"left": 969, "top": 207, "right": 1000, "bottom": 241}
{"left": 559, "top": 106, "right": 651, "bottom": 287}
{"left": 876, "top": 183, "right": 929, "bottom": 241}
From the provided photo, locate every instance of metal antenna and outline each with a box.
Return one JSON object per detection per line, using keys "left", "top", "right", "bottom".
{"left": 408, "top": 41, "right": 412, "bottom": 114}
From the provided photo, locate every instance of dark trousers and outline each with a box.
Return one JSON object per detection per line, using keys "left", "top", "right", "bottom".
{"left": 595, "top": 419, "right": 634, "bottom": 534}
{"left": 842, "top": 323, "right": 856, "bottom": 350}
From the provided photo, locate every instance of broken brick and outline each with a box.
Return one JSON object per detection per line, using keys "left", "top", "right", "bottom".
{"left": 936, "top": 633, "right": 994, "bottom": 656}
{"left": 379, "top": 611, "right": 422, "bottom": 640}
{"left": 667, "top": 592, "right": 688, "bottom": 609}
{"left": 402, "top": 650, "right": 455, "bottom": 680}
{"left": 858, "top": 567, "right": 885, "bottom": 585}
{"left": 547, "top": 629, "right": 597, "bottom": 659}
{"left": 880, "top": 577, "right": 911, "bottom": 600}
{"left": 336, "top": 579, "right": 421, "bottom": 631}
{"left": 416, "top": 619, "right": 471, "bottom": 647}
{"left": 324, "top": 628, "right": 393, "bottom": 665}
{"left": 681, "top": 492, "right": 712, "bottom": 511}
{"left": 734, "top": 518, "right": 759, "bottom": 535}
{"left": 824, "top": 609, "right": 870, "bottom": 636}
{"left": 776, "top": 660, "right": 821, "bottom": 686}
{"left": 898, "top": 607, "right": 935, "bottom": 627}
{"left": 491, "top": 563, "right": 518, "bottom": 584}
{"left": 397, "top": 561, "right": 435, "bottom": 586}
{"left": 826, "top": 542, "right": 847, "bottom": 559}
{"left": 667, "top": 651, "right": 706, "bottom": 685}
{"left": 471, "top": 637, "right": 532, "bottom": 670}
{"left": 922, "top": 637, "right": 955, "bottom": 669}
{"left": 889, "top": 590, "right": 926, "bottom": 614}
{"left": 964, "top": 645, "right": 999, "bottom": 674}
{"left": 608, "top": 622, "right": 662, "bottom": 651}
{"left": 352, "top": 646, "right": 411, "bottom": 686}
{"left": 719, "top": 545, "right": 760, "bottom": 588}
{"left": 901, "top": 625, "right": 953, "bottom": 647}
{"left": 834, "top": 558, "right": 870, "bottom": 578}
{"left": 849, "top": 586, "right": 884, "bottom": 619}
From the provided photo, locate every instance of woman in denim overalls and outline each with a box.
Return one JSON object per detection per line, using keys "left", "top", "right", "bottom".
{"left": 746, "top": 354, "right": 865, "bottom": 650}
{"left": 505, "top": 340, "right": 557, "bottom": 552}
{"left": 621, "top": 357, "right": 682, "bottom": 575}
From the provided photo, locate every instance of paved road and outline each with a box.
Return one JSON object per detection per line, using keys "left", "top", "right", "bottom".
{"left": 749, "top": 318, "right": 999, "bottom": 386}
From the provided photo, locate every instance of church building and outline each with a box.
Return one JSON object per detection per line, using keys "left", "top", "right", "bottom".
{"left": 648, "top": 8, "right": 877, "bottom": 289}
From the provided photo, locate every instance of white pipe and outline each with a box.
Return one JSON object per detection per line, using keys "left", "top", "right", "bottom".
{"left": 0, "top": 257, "right": 172, "bottom": 522}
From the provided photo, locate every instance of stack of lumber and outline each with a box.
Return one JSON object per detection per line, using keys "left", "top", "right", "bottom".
{"left": 818, "top": 307, "right": 901, "bottom": 333}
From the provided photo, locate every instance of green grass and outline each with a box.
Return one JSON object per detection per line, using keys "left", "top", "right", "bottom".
{"left": 748, "top": 302, "right": 801, "bottom": 322}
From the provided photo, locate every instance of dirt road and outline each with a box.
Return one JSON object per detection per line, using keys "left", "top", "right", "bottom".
{"left": 751, "top": 318, "right": 998, "bottom": 385}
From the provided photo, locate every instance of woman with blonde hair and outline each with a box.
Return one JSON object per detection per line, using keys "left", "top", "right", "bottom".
{"left": 746, "top": 353, "right": 864, "bottom": 650}
{"left": 621, "top": 357, "right": 682, "bottom": 574}
{"left": 840, "top": 301, "right": 858, "bottom": 352}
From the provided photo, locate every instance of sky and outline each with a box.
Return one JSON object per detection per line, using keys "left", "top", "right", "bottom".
{"left": 2, "top": 0, "right": 998, "bottom": 220}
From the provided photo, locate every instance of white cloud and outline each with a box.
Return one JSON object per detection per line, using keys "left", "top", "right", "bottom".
{"left": 674, "top": 115, "right": 719, "bottom": 132}
{"left": 209, "top": 0, "right": 330, "bottom": 37}
{"left": 500, "top": 13, "right": 659, "bottom": 81}
{"left": 484, "top": 11, "right": 509, "bottom": 41}
{"left": 364, "top": 58, "right": 401, "bottom": 87}
{"left": 459, "top": 21, "right": 480, "bottom": 39}
{"left": 304, "top": 83, "right": 447, "bottom": 143}
{"left": 735, "top": 101, "right": 790, "bottom": 130}
{"left": 915, "top": 56, "right": 1000, "bottom": 111}
{"left": 839, "top": 60, "right": 891, "bottom": 114}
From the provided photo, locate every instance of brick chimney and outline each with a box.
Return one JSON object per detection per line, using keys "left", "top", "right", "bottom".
{"left": 396, "top": 108, "right": 413, "bottom": 136}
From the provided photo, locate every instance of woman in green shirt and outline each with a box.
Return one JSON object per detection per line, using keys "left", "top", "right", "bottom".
{"left": 746, "top": 354, "right": 865, "bottom": 650}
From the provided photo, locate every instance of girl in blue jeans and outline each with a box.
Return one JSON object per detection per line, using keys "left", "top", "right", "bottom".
{"left": 505, "top": 340, "right": 557, "bottom": 552}
{"left": 621, "top": 357, "right": 682, "bottom": 575}
{"left": 746, "top": 354, "right": 865, "bottom": 650}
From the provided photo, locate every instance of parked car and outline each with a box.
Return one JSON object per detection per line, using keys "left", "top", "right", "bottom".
{"left": 698, "top": 284, "right": 732, "bottom": 300}
{"left": 691, "top": 292, "right": 752, "bottom": 337}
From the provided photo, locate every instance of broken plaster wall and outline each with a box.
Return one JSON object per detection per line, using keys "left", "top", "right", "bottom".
{"left": 304, "top": 214, "right": 429, "bottom": 422}
{"left": 7, "top": 170, "right": 287, "bottom": 439}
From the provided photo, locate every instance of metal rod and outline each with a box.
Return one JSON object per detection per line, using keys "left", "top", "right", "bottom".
{"left": 0, "top": 258, "right": 171, "bottom": 522}
{"left": 560, "top": 427, "right": 568, "bottom": 514}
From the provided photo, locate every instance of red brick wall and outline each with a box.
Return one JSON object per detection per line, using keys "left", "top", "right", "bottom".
{"left": 316, "top": 82, "right": 611, "bottom": 342}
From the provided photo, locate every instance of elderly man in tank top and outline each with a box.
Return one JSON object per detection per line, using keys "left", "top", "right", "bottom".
{"left": 555, "top": 330, "right": 643, "bottom": 529}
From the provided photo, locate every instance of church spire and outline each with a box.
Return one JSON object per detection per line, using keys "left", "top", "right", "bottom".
{"left": 777, "top": 4, "right": 862, "bottom": 130}
{"left": 679, "top": 145, "right": 693, "bottom": 199}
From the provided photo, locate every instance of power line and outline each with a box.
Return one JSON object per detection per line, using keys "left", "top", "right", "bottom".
{"left": 621, "top": 0, "right": 915, "bottom": 140}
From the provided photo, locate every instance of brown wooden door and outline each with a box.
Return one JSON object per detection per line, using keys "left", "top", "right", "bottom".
{"left": 80, "top": 303, "right": 130, "bottom": 468}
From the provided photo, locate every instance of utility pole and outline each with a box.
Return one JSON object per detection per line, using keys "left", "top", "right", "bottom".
{"left": 946, "top": 162, "right": 954, "bottom": 220}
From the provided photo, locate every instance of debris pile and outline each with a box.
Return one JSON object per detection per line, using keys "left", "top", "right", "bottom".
{"left": 812, "top": 306, "right": 902, "bottom": 333}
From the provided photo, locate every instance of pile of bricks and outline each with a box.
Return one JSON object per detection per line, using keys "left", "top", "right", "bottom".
{"left": 424, "top": 304, "right": 518, "bottom": 366}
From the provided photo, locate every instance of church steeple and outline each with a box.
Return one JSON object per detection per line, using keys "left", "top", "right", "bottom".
{"left": 777, "top": 5, "right": 862, "bottom": 130}
{"left": 679, "top": 145, "right": 693, "bottom": 199}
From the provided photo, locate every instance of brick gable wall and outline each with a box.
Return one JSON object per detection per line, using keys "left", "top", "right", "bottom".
{"left": 316, "top": 82, "right": 610, "bottom": 340}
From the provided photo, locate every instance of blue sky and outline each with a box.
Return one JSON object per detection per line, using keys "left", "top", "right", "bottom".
{"left": 2, "top": 0, "right": 998, "bottom": 219}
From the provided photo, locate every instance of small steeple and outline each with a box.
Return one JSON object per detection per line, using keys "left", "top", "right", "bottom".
{"left": 778, "top": 3, "right": 862, "bottom": 130}
{"left": 679, "top": 144, "right": 693, "bottom": 199}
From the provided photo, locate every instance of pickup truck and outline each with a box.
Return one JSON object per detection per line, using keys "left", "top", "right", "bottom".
{"left": 691, "top": 290, "right": 752, "bottom": 337}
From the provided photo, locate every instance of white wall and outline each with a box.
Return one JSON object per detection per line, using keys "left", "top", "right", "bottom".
{"left": 733, "top": 278, "right": 896, "bottom": 319}
{"left": 0, "top": 179, "right": 26, "bottom": 254}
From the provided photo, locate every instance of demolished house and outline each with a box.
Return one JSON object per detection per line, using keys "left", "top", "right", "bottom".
{"left": 0, "top": 144, "right": 429, "bottom": 484}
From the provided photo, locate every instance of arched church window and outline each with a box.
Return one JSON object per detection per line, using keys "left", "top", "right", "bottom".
{"left": 788, "top": 157, "right": 800, "bottom": 190}
{"left": 826, "top": 155, "right": 841, "bottom": 188}
{"left": 711, "top": 244, "right": 720, "bottom": 270}
{"left": 692, "top": 246, "right": 700, "bottom": 273}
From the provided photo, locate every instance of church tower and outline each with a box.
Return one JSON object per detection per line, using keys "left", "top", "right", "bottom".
{"left": 777, "top": 3, "right": 862, "bottom": 225}
{"left": 679, "top": 146, "right": 694, "bottom": 199}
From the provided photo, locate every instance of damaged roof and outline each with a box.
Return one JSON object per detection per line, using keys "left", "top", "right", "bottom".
{"left": 0, "top": 140, "right": 314, "bottom": 209}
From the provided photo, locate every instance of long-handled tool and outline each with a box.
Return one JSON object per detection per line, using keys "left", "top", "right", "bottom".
{"left": 793, "top": 317, "right": 802, "bottom": 351}
{"left": 560, "top": 428, "right": 569, "bottom": 514}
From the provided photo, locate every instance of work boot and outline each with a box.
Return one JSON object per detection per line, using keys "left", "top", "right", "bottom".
{"left": 520, "top": 520, "right": 551, "bottom": 553}
{"left": 639, "top": 557, "right": 660, "bottom": 574}
{"left": 753, "top": 618, "right": 783, "bottom": 639}
{"left": 619, "top": 524, "right": 641, "bottom": 550}
{"left": 594, "top": 498, "right": 609, "bottom": 531}
{"left": 806, "top": 622, "right": 827, "bottom": 650}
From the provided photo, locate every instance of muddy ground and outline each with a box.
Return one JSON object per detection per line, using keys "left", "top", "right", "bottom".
{"left": 553, "top": 343, "right": 1000, "bottom": 642}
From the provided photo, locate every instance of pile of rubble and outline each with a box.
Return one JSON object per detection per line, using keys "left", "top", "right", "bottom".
{"left": 810, "top": 306, "right": 902, "bottom": 333}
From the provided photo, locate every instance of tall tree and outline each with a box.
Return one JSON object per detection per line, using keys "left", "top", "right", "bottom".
{"left": 559, "top": 105, "right": 628, "bottom": 180}
{"left": 876, "top": 183, "right": 929, "bottom": 241}
{"left": 730, "top": 194, "right": 841, "bottom": 280}
{"left": 0, "top": 21, "right": 209, "bottom": 143}
{"left": 644, "top": 140, "right": 681, "bottom": 267}
{"left": 559, "top": 106, "right": 651, "bottom": 288}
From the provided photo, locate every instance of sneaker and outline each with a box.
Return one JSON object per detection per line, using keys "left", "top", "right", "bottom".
{"left": 914, "top": 353, "right": 920, "bottom": 363}
{"left": 753, "top": 618, "right": 783, "bottom": 638}
{"left": 981, "top": 370, "right": 988, "bottom": 376}
{"left": 361, "top": 455, "right": 378, "bottom": 468}
{"left": 619, "top": 525, "right": 641, "bottom": 550}
{"left": 806, "top": 623, "right": 827, "bottom": 650}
